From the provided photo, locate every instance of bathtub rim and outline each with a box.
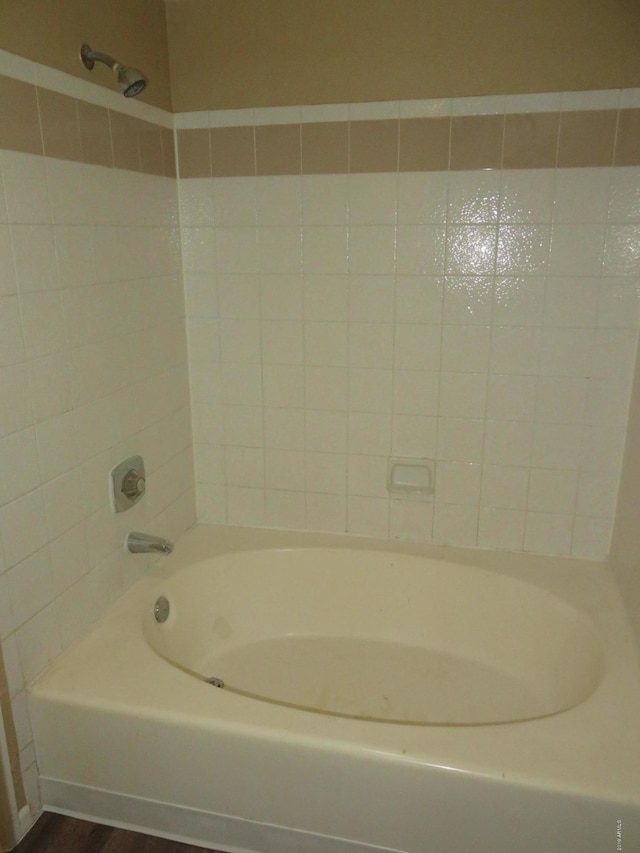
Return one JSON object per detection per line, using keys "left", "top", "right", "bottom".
{"left": 30, "top": 523, "right": 640, "bottom": 809}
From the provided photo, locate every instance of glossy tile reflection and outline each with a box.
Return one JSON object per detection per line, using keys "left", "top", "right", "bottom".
{"left": 444, "top": 277, "right": 494, "bottom": 324}
{"left": 448, "top": 172, "right": 500, "bottom": 223}
{"left": 446, "top": 225, "right": 498, "bottom": 275}
{"left": 187, "top": 165, "right": 640, "bottom": 560}
{"left": 496, "top": 225, "right": 551, "bottom": 274}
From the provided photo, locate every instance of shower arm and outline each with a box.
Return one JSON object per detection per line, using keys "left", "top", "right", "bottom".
{"left": 80, "top": 45, "right": 120, "bottom": 72}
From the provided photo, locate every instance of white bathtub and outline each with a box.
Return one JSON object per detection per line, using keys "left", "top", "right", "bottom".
{"left": 30, "top": 525, "right": 640, "bottom": 853}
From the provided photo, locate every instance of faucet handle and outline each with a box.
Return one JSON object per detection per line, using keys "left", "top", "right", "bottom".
{"left": 110, "top": 455, "right": 146, "bottom": 512}
{"left": 121, "top": 468, "right": 146, "bottom": 500}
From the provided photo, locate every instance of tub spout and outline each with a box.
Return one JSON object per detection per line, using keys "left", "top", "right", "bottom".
{"left": 125, "top": 531, "right": 173, "bottom": 555}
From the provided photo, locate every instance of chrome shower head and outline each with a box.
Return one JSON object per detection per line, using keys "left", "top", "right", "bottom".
{"left": 116, "top": 65, "right": 147, "bottom": 98}
{"left": 80, "top": 43, "right": 147, "bottom": 98}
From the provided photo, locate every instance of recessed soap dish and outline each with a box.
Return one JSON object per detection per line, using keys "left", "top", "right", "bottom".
{"left": 387, "top": 457, "right": 435, "bottom": 500}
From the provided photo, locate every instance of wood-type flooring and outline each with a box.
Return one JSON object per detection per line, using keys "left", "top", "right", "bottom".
{"left": 12, "top": 811, "right": 226, "bottom": 852}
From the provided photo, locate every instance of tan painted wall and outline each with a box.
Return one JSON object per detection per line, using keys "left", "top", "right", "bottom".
{"left": 166, "top": 0, "right": 640, "bottom": 112}
{"left": 3, "top": 1, "right": 639, "bottom": 114}
{"left": 0, "top": 0, "right": 172, "bottom": 110}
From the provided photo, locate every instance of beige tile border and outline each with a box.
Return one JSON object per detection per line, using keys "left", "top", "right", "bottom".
{"left": 503, "top": 113, "right": 560, "bottom": 169}
{"left": 301, "top": 122, "right": 349, "bottom": 174}
{"left": 616, "top": 109, "right": 640, "bottom": 166}
{"left": 0, "top": 72, "right": 175, "bottom": 177}
{"left": 177, "top": 108, "right": 640, "bottom": 178}
{"left": 0, "top": 76, "right": 42, "bottom": 156}
{"left": 256, "top": 124, "right": 301, "bottom": 176}
{"left": 1, "top": 59, "right": 639, "bottom": 179}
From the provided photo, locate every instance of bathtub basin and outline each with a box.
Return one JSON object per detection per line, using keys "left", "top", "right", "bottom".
{"left": 29, "top": 525, "right": 640, "bottom": 853}
{"left": 143, "top": 548, "right": 604, "bottom": 726}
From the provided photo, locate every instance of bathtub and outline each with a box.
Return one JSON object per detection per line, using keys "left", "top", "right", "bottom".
{"left": 30, "top": 525, "right": 640, "bottom": 853}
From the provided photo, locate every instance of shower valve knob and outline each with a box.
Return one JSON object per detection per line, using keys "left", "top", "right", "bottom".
{"left": 110, "top": 455, "right": 146, "bottom": 512}
{"left": 121, "top": 469, "right": 146, "bottom": 500}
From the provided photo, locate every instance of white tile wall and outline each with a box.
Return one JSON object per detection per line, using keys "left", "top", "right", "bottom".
{"left": 0, "top": 56, "right": 638, "bottom": 827}
{"left": 0, "top": 147, "right": 196, "bottom": 816}
{"left": 184, "top": 167, "right": 640, "bottom": 558}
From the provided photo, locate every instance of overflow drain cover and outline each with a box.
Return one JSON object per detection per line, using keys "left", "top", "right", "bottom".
{"left": 153, "top": 596, "right": 170, "bottom": 623}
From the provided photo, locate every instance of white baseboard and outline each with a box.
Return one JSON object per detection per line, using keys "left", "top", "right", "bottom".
{"left": 17, "top": 805, "right": 33, "bottom": 834}
{"left": 39, "top": 778, "right": 402, "bottom": 853}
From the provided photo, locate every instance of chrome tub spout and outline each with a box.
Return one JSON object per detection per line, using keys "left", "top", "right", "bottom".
{"left": 125, "top": 531, "right": 173, "bottom": 555}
